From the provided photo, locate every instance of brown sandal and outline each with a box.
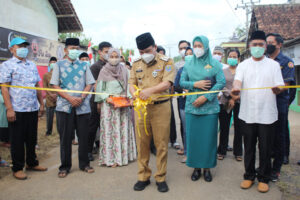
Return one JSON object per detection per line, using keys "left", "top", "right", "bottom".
{"left": 218, "top": 155, "right": 225, "bottom": 160}
{"left": 235, "top": 156, "right": 243, "bottom": 162}
{"left": 82, "top": 166, "right": 94, "bottom": 173}
{"left": 58, "top": 170, "right": 68, "bottom": 178}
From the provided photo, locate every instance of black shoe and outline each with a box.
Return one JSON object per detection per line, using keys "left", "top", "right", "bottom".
{"left": 133, "top": 180, "right": 150, "bottom": 191}
{"left": 298, "top": 160, "right": 300, "bottom": 165}
{"left": 88, "top": 153, "right": 94, "bottom": 161}
{"left": 283, "top": 156, "right": 289, "bottom": 165}
{"left": 156, "top": 181, "right": 169, "bottom": 193}
{"left": 191, "top": 168, "right": 201, "bottom": 181}
{"left": 270, "top": 171, "right": 279, "bottom": 182}
{"left": 203, "top": 169, "right": 212, "bottom": 182}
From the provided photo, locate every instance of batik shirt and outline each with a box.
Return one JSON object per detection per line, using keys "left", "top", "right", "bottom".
{"left": 50, "top": 59, "right": 95, "bottom": 115}
{"left": 0, "top": 57, "right": 40, "bottom": 112}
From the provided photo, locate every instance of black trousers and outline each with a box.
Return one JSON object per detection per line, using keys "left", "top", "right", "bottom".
{"left": 285, "top": 115, "right": 290, "bottom": 157}
{"left": 241, "top": 120, "right": 275, "bottom": 183}
{"left": 272, "top": 112, "right": 288, "bottom": 173}
{"left": 56, "top": 109, "right": 90, "bottom": 171}
{"left": 218, "top": 104, "right": 243, "bottom": 156}
{"left": 9, "top": 112, "right": 39, "bottom": 172}
{"left": 0, "top": 127, "right": 9, "bottom": 143}
{"left": 46, "top": 106, "right": 56, "bottom": 135}
{"left": 169, "top": 101, "right": 177, "bottom": 144}
{"left": 87, "top": 102, "right": 100, "bottom": 153}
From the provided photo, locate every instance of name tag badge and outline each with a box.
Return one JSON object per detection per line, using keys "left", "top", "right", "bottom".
{"left": 152, "top": 70, "right": 158, "bottom": 78}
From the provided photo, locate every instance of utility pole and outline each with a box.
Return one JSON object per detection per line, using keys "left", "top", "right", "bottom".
{"left": 235, "top": 0, "right": 261, "bottom": 33}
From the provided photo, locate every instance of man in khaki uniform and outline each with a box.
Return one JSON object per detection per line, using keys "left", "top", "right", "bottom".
{"left": 129, "top": 32, "right": 175, "bottom": 193}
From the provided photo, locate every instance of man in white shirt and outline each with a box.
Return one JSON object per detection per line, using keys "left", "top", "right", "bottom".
{"left": 231, "top": 30, "right": 284, "bottom": 193}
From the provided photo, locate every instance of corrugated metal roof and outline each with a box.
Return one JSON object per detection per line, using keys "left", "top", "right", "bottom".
{"left": 48, "top": 0, "right": 83, "bottom": 33}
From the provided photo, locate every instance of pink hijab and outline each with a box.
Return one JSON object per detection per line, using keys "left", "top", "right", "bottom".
{"left": 97, "top": 48, "right": 128, "bottom": 95}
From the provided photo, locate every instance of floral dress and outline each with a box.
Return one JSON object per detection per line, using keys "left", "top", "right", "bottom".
{"left": 95, "top": 79, "right": 136, "bottom": 166}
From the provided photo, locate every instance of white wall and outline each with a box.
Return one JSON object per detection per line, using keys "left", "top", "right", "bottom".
{"left": 283, "top": 43, "right": 300, "bottom": 65}
{"left": 0, "top": 0, "right": 58, "bottom": 40}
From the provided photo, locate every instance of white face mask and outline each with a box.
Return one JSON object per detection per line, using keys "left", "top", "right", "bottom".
{"left": 103, "top": 53, "right": 109, "bottom": 61}
{"left": 141, "top": 53, "right": 155, "bottom": 64}
{"left": 179, "top": 49, "right": 186, "bottom": 57}
{"left": 213, "top": 54, "right": 222, "bottom": 62}
{"left": 108, "top": 58, "right": 120, "bottom": 66}
{"left": 194, "top": 48, "right": 205, "bottom": 58}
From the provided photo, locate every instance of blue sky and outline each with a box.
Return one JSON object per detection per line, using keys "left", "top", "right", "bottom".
{"left": 72, "top": 0, "right": 288, "bottom": 58}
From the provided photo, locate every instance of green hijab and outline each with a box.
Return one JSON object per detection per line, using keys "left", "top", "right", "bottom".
{"left": 184, "top": 35, "right": 222, "bottom": 81}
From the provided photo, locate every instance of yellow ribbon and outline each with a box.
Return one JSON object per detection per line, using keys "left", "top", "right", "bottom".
{"left": 1, "top": 84, "right": 300, "bottom": 138}
{"left": 132, "top": 85, "right": 152, "bottom": 137}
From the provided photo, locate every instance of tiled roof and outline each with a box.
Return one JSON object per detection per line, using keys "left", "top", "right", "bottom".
{"left": 48, "top": 0, "right": 83, "bottom": 33}
{"left": 250, "top": 4, "right": 300, "bottom": 40}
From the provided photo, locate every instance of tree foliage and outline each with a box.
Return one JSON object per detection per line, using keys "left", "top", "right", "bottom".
{"left": 58, "top": 32, "right": 92, "bottom": 47}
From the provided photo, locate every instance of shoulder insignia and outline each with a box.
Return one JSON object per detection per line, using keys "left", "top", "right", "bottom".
{"left": 165, "top": 65, "right": 172, "bottom": 72}
{"left": 288, "top": 62, "right": 294, "bottom": 68}
{"left": 133, "top": 57, "right": 141, "bottom": 63}
{"left": 160, "top": 56, "right": 169, "bottom": 62}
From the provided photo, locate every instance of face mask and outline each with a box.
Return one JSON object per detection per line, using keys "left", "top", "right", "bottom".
{"left": 194, "top": 48, "right": 205, "bottom": 58}
{"left": 266, "top": 44, "right": 276, "bottom": 55}
{"left": 184, "top": 55, "right": 193, "bottom": 62}
{"left": 213, "top": 54, "right": 222, "bottom": 62}
{"left": 179, "top": 49, "right": 186, "bottom": 57}
{"left": 49, "top": 63, "right": 56, "bottom": 70}
{"left": 68, "top": 49, "right": 80, "bottom": 60}
{"left": 108, "top": 58, "right": 120, "bottom": 66}
{"left": 102, "top": 53, "right": 109, "bottom": 61}
{"left": 250, "top": 47, "right": 265, "bottom": 58}
{"left": 227, "top": 58, "right": 238, "bottom": 66}
{"left": 16, "top": 47, "right": 29, "bottom": 58}
{"left": 83, "top": 61, "right": 91, "bottom": 67}
{"left": 141, "top": 53, "right": 155, "bottom": 64}
{"left": 120, "top": 62, "right": 125, "bottom": 66}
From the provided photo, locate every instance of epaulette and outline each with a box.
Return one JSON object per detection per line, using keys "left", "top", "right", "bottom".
{"left": 133, "top": 57, "right": 142, "bottom": 63}
{"left": 160, "top": 56, "right": 169, "bottom": 62}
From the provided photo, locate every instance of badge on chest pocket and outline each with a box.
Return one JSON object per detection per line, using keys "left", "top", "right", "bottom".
{"left": 152, "top": 70, "right": 158, "bottom": 78}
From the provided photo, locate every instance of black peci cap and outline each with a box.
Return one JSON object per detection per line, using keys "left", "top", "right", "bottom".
{"left": 49, "top": 57, "right": 57, "bottom": 62}
{"left": 136, "top": 32, "right": 155, "bottom": 50}
{"left": 250, "top": 30, "right": 266, "bottom": 41}
{"left": 79, "top": 52, "right": 89, "bottom": 59}
{"left": 65, "top": 38, "right": 80, "bottom": 46}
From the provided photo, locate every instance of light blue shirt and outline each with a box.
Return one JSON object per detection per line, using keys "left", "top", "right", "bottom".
{"left": 50, "top": 59, "right": 95, "bottom": 115}
{"left": 0, "top": 57, "right": 40, "bottom": 112}
{"left": 0, "top": 90, "right": 8, "bottom": 128}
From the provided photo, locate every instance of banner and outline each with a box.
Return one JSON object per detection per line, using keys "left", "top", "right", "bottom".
{"left": 0, "top": 27, "right": 65, "bottom": 65}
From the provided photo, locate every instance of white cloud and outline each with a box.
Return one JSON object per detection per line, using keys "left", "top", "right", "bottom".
{"left": 72, "top": 0, "right": 288, "bottom": 57}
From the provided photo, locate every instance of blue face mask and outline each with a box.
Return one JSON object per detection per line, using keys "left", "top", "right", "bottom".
{"left": 227, "top": 58, "right": 238, "bottom": 66}
{"left": 16, "top": 47, "right": 29, "bottom": 58}
{"left": 49, "top": 63, "right": 56, "bottom": 70}
{"left": 250, "top": 47, "right": 265, "bottom": 58}
{"left": 83, "top": 61, "right": 91, "bottom": 67}
{"left": 68, "top": 49, "right": 80, "bottom": 60}
{"left": 185, "top": 55, "right": 193, "bottom": 61}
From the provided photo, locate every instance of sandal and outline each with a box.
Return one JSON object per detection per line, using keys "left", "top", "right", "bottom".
{"left": 82, "top": 166, "right": 94, "bottom": 173}
{"left": 218, "top": 155, "right": 225, "bottom": 160}
{"left": 58, "top": 170, "right": 68, "bottom": 178}
{"left": 173, "top": 143, "right": 181, "bottom": 150}
{"left": 177, "top": 149, "right": 184, "bottom": 155}
{"left": 235, "top": 156, "right": 243, "bottom": 162}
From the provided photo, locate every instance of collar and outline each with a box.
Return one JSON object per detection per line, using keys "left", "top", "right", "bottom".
{"left": 12, "top": 56, "right": 30, "bottom": 65}
{"left": 275, "top": 51, "right": 284, "bottom": 61}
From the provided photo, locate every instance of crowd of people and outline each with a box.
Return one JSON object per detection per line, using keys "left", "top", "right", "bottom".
{"left": 0, "top": 30, "right": 298, "bottom": 194}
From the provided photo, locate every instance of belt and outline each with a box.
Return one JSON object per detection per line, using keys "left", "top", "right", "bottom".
{"left": 153, "top": 99, "right": 169, "bottom": 105}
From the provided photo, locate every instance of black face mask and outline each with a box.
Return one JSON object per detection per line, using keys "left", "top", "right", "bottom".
{"left": 266, "top": 44, "right": 276, "bottom": 55}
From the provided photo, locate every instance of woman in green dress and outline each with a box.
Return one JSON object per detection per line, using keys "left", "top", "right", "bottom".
{"left": 180, "top": 35, "right": 226, "bottom": 182}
